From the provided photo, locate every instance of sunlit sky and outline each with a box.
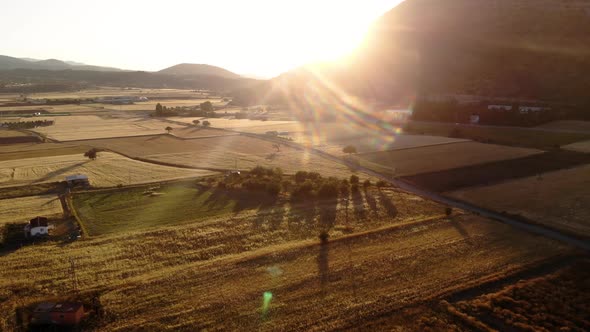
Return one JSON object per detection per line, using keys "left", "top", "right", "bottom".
{"left": 2, "top": 0, "right": 402, "bottom": 78}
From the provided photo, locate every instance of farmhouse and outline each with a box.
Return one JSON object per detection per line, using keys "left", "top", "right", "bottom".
{"left": 488, "top": 105, "right": 513, "bottom": 111}
{"left": 66, "top": 174, "right": 90, "bottom": 187}
{"left": 31, "top": 302, "right": 84, "bottom": 326}
{"left": 24, "top": 216, "right": 50, "bottom": 237}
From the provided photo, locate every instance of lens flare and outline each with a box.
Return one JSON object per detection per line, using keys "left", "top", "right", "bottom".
{"left": 262, "top": 291, "right": 273, "bottom": 316}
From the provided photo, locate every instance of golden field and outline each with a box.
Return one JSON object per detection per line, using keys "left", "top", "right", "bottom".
{"left": 449, "top": 164, "right": 590, "bottom": 237}
{"left": 356, "top": 141, "right": 542, "bottom": 176}
{"left": 168, "top": 117, "right": 302, "bottom": 134}
{"left": 0, "top": 193, "right": 572, "bottom": 330}
{"left": 0, "top": 194, "right": 63, "bottom": 226}
{"left": 80, "top": 135, "right": 359, "bottom": 178}
{"left": 0, "top": 151, "right": 215, "bottom": 188}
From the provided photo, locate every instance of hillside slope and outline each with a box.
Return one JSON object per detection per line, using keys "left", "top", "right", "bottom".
{"left": 158, "top": 63, "right": 240, "bottom": 79}
{"left": 0, "top": 55, "right": 123, "bottom": 72}
{"left": 236, "top": 0, "right": 590, "bottom": 106}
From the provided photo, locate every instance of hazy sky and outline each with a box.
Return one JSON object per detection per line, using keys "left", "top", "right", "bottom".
{"left": 2, "top": 0, "right": 402, "bottom": 77}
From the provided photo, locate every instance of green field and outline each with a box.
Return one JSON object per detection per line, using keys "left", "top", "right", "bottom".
{"left": 73, "top": 184, "right": 239, "bottom": 236}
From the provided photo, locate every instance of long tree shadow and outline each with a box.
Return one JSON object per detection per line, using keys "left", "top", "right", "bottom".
{"left": 318, "top": 198, "right": 338, "bottom": 231}
{"left": 33, "top": 161, "right": 90, "bottom": 184}
{"left": 364, "top": 189, "right": 379, "bottom": 216}
{"left": 352, "top": 190, "right": 366, "bottom": 220}
{"left": 317, "top": 234, "right": 330, "bottom": 295}
{"left": 287, "top": 202, "right": 318, "bottom": 236}
{"left": 377, "top": 190, "right": 398, "bottom": 218}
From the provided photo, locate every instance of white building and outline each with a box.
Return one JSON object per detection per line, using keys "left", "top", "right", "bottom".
{"left": 24, "top": 217, "right": 50, "bottom": 237}
{"left": 488, "top": 105, "right": 513, "bottom": 111}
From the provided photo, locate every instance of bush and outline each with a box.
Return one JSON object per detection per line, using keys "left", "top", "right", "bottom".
{"left": 291, "top": 180, "right": 315, "bottom": 201}
{"left": 445, "top": 207, "right": 453, "bottom": 216}
{"left": 376, "top": 180, "right": 387, "bottom": 188}
{"left": 266, "top": 182, "right": 281, "bottom": 197}
{"left": 350, "top": 175, "right": 359, "bottom": 185}
{"left": 294, "top": 170, "right": 321, "bottom": 183}
{"left": 318, "top": 181, "right": 339, "bottom": 199}
{"left": 363, "top": 179, "right": 371, "bottom": 188}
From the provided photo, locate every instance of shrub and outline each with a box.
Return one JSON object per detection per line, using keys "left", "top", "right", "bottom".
{"left": 445, "top": 207, "right": 453, "bottom": 216}
{"left": 265, "top": 182, "right": 281, "bottom": 197}
{"left": 350, "top": 175, "right": 359, "bottom": 185}
{"left": 363, "top": 179, "right": 371, "bottom": 188}
{"left": 291, "top": 180, "right": 315, "bottom": 201}
{"left": 318, "top": 181, "right": 339, "bottom": 199}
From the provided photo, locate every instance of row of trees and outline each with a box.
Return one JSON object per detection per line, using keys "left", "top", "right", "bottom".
{"left": 0, "top": 119, "right": 54, "bottom": 129}
{"left": 154, "top": 101, "right": 216, "bottom": 118}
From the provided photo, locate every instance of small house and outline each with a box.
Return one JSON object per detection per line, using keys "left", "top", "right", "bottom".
{"left": 488, "top": 105, "right": 512, "bottom": 111}
{"left": 31, "top": 302, "right": 56, "bottom": 325}
{"left": 66, "top": 174, "right": 89, "bottom": 187}
{"left": 24, "top": 216, "right": 50, "bottom": 237}
{"left": 50, "top": 302, "right": 84, "bottom": 326}
{"left": 31, "top": 302, "right": 84, "bottom": 326}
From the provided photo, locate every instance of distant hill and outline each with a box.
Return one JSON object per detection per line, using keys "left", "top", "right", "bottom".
{"left": 0, "top": 55, "right": 124, "bottom": 72}
{"left": 158, "top": 63, "right": 241, "bottom": 79}
{"left": 235, "top": 0, "right": 590, "bottom": 106}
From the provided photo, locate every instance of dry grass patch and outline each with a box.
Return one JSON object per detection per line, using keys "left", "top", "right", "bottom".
{"left": 0, "top": 152, "right": 215, "bottom": 188}
{"left": 28, "top": 115, "right": 184, "bottom": 141}
{"left": 0, "top": 195, "right": 63, "bottom": 226}
{"left": 536, "top": 120, "right": 590, "bottom": 132}
{"left": 357, "top": 141, "right": 541, "bottom": 176}
{"left": 82, "top": 135, "right": 359, "bottom": 178}
{"left": 449, "top": 164, "right": 590, "bottom": 237}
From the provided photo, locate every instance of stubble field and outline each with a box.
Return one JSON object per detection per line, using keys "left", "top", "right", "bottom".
{"left": 0, "top": 151, "right": 215, "bottom": 188}
{"left": 449, "top": 164, "right": 590, "bottom": 237}
{"left": 0, "top": 194, "right": 63, "bottom": 226}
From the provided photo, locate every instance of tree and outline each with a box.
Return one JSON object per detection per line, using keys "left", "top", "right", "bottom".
{"left": 155, "top": 103, "right": 163, "bottom": 113}
{"left": 84, "top": 148, "right": 98, "bottom": 160}
{"left": 165, "top": 126, "right": 173, "bottom": 134}
{"left": 350, "top": 175, "right": 359, "bottom": 185}
{"left": 343, "top": 145, "right": 357, "bottom": 156}
{"left": 200, "top": 101, "right": 214, "bottom": 113}
{"left": 202, "top": 120, "right": 211, "bottom": 127}
{"left": 272, "top": 143, "right": 281, "bottom": 152}
{"left": 192, "top": 120, "right": 200, "bottom": 126}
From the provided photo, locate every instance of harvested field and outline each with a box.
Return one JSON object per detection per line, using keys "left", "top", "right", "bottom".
{"left": 449, "top": 164, "right": 590, "bottom": 237}
{"left": 0, "top": 152, "right": 215, "bottom": 188}
{"left": 0, "top": 144, "right": 88, "bottom": 161}
{"left": 315, "top": 134, "right": 468, "bottom": 156}
{"left": 170, "top": 126, "right": 238, "bottom": 139}
{"left": 25, "top": 115, "right": 184, "bottom": 141}
{"left": 0, "top": 208, "right": 572, "bottom": 330}
{"left": 563, "top": 139, "right": 590, "bottom": 153}
{"left": 405, "top": 121, "right": 590, "bottom": 149}
{"left": 81, "top": 135, "right": 359, "bottom": 178}
{"left": 0, "top": 194, "right": 63, "bottom": 226}
{"left": 403, "top": 150, "right": 590, "bottom": 192}
{"left": 536, "top": 120, "right": 590, "bottom": 132}
{"left": 357, "top": 141, "right": 541, "bottom": 177}
{"left": 168, "top": 117, "right": 302, "bottom": 134}
{"left": 0, "top": 130, "right": 29, "bottom": 138}
{"left": 448, "top": 258, "right": 590, "bottom": 331}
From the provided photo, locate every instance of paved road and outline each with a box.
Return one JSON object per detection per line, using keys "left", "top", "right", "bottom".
{"left": 246, "top": 132, "right": 590, "bottom": 251}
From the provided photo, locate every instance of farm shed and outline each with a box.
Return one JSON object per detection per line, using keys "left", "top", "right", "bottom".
{"left": 31, "top": 302, "right": 84, "bottom": 326}
{"left": 66, "top": 174, "right": 89, "bottom": 187}
{"left": 24, "top": 216, "right": 50, "bottom": 237}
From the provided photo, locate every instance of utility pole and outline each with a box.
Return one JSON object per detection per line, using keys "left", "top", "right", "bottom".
{"left": 69, "top": 257, "right": 79, "bottom": 295}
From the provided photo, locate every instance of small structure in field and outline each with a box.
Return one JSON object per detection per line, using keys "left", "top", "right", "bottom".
{"left": 24, "top": 216, "right": 50, "bottom": 237}
{"left": 469, "top": 114, "right": 480, "bottom": 124}
{"left": 66, "top": 174, "right": 90, "bottom": 187}
{"left": 31, "top": 302, "right": 84, "bottom": 326}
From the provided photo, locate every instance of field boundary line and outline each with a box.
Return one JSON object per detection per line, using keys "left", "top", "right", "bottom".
{"left": 354, "top": 140, "right": 471, "bottom": 156}
{"left": 65, "top": 190, "right": 89, "bottom": 239}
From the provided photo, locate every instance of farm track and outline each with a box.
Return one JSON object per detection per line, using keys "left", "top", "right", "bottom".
{"left": 240, "top": 131, "right": 590, "bottom": 251}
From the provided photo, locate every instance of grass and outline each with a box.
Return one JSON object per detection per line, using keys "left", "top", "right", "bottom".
{"left": 449, "top": 164, "right": 590, "bottom": 237}
{"left": 0, "top": 151, "right": 215, "bottom": 188}
{"left": 27, "top": 115, "right": 185, "bottom": 141}
{"left": 356, "top": 141, "right": 541, "bottom": 177}
{"left": 73, "top": 184, "right": 240, "bottom": 236}
{"left": 405, "top": 121, "right": 590, "bottom": 149}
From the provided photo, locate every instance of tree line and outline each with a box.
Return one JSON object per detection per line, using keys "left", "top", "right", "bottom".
{"left": 1, "top": 119, "right": 54, "bottom": 129}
